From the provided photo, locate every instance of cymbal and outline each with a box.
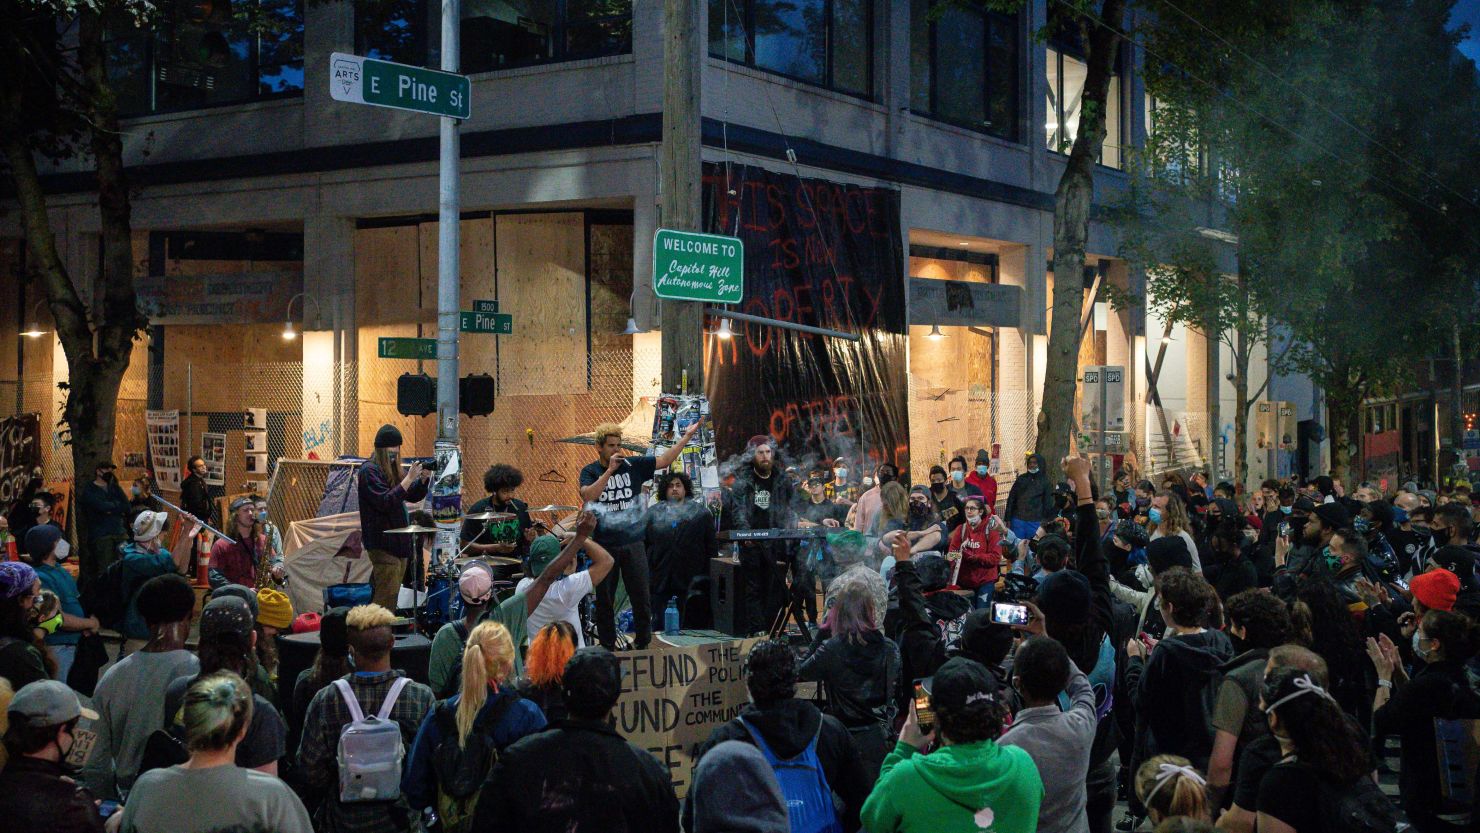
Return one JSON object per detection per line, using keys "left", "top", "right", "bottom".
{"left": 463, "top": 511, "right": 516, "bottom": 521}
{"left": 383, "top": 524, "right": 441, "bottom": 534}
{"left": 531, "top": 504, "right": 580, "bottom": 513}
{"left": 483, "top": 556, "right": 522, "bottom": 567}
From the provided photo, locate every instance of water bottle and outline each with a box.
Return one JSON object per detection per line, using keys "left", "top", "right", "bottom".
{"left": 664, "top": 597, "right": 680, "bottom": 635}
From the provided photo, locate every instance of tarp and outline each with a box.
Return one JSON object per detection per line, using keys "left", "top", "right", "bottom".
{"left": 283, "top": 512, "right": 368, "bottom": 614}
{"left": 702, "top": 163, "right": 909, "bottom": 471}
{"left": 318, "top": 457, "right": 366, "bottom": 517}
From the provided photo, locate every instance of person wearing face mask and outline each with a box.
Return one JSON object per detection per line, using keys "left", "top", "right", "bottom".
{"left": 1352, "top": 500, "right": 1398, "bottom": 580}
{"left": 928, "top": 465, "right": 968, "bottom": 534}
{"left": 947, "top": 496, "right": 1002, "bottom": 608}
{"left": 945, "top": 456, "right": 983, "bottom": 502}
{"left": 965, "top": 448, "right": 998, "bottom": 512}
{"left": 1370, "top": 609, "right": 1480, "bottom": 833}
{"left": 830, "top": 457, "right": 856, "bottom": 502}
{"left": 1111, "top": 469, "right": 1134, "bottom": 513}
{"left": 27, "top": 525, "right": 98, "bottom": 682}
{"left": 1420, "top": 502, "right": 1478, "bottom": 579}
{"left": 1255, "top": 666, "right": 1391, "bottom": 833}
{"left": 850, "top": 462, "right": 898, "bottom": 534}
{"left": 78, "top": 460, "right": 131, "bottom": 581}
{"left": 1388, "top": 491, "right": 1424, "bottom": 576}
{"left": 1004, "top": 453, "right": 1054, "bottom": 543}
{"left": 212, "top": 496, "right": 283, "bottom": 589}
{"left": 904, "top": 486, "right": 946, "bottom": 555}
{"left": 81, "top": 574, "right": 201, "bottom": 800}
{"left": 0, "top": 679, "right": 105, "bottom": 832}
{"left": 1272, "top": 499, "right": 1347, "bottom": 599}
{"left": 114, "top": 509, "right": 197, "bottom": 654}
{"left": 129, "top": 474, "right": 163, "bottom": 515}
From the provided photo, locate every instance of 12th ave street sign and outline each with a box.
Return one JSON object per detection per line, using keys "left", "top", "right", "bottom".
{"left": 378, "top": 337, "right": 437, "bottom": 360}
{"left": 652, "top": 229, "right": 744, "bottom": 304}
{"left": 460, "top": 311, "right": 513, "bottom": 334}
{"left": 330, "top": 52, "right": 470, "bottom": 120}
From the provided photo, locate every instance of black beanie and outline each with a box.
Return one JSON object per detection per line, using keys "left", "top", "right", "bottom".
{"left": 24, "top": 524, "right": 63, "bottom": 561}
{"left": 1147, "top": 536, "right": 1193, "bottom": 575}
{"left": 563, "top": 647, "right": 622, "bottom": 719}
{"left": 374, "top": 424, "right": 403, "bottom": 449}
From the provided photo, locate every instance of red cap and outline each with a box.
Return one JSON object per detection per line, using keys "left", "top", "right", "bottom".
{"left": 1412, "top": 569, "right": 1461, "bottom": 612}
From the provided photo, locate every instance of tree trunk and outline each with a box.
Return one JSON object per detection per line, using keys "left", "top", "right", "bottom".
{"left": 1452, "top": 322, "right": 1466, "bottom": 462}
{"left": 1234, "top": 339, "right": 1251, "bottom": 493}
{"left": 1326, "top": 377, "right": 1362, "bottom": 483}
{"left": 1037, "top": 0, "right": 1126, "bottom": 481}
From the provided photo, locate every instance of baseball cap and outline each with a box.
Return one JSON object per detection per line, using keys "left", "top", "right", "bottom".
{"left": 1312, "top": 502, "right": 1351, "bottom": 530}
{"left": 458, "top": 561, "right": 494, "bottom": 605}
{"left": 9, "top": 679, "right": 98, "bottom": 725}
{"left": 212, "top": 584, "right": 260, "bottom": 618}
{"left": 909, "top": 484, "right": 930, "bottom": 498}
{"left": 528, "top": 535, "right": 562, "bottom": 575}
{"left": 229, "top": 496, "right": 256, "bottom": 513}
{"left": 921, "top": 656, "right": 1000, "bottom": 711}
{"left": 1430, "top": 546, "right": 1477, "bottom": 584}
{"left": 1292, "top": 495, "right": 1317, "bottom": 514}
{"left": 199, "top": 596, "right": 255, "bottom": 641}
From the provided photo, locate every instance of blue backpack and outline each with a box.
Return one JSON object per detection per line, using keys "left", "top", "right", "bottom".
{"left": 740, "top": 718, "right": 844, "bottom": 833}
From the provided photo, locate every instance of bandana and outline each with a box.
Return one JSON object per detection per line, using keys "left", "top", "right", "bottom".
{"left": 0, "top": 562, "right": 37, "bottom": 600}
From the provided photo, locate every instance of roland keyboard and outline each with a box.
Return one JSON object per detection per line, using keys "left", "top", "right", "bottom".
{"left": 717, "top": 527, "right": 831, "bottom": 541}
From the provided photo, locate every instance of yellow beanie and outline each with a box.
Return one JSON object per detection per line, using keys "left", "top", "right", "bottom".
{"left": 256, "top": 587, "right": 294, "bottom": 630}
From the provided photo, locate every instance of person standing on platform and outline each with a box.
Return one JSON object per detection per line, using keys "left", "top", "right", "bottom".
{"left": 357, "top": 425, "right": 429, "bottom": 611}
{"left": 578, "top": 418, "right": 703, "bottom": 651}
{"left": 461, "top": 464, "right": 534, "bottom": 563}
{"left": 211, "top": 497, "right": 282, "bottom": 589}
{"left": 727, "top": 436, "right": 796, "bottom": 635}
{"left": 181, "top": 456, "right": 215, "bottom": 573}
{"left": 78, "top": 460, "right": 130, "bottom": 581}
{"left": 644, "top": 470, "right": 717, "bottom": 632}
{"left": 1005, "top": 453, "right": 1054, "bottom": 543}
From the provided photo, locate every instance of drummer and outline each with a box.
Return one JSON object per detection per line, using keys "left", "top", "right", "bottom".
{"left": 461, "top": 464, "right": 535, "bottom": 562}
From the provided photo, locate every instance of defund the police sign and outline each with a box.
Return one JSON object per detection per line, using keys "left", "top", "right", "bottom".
{"left": 330, "top": 52, "right": 470, "bottom": 120}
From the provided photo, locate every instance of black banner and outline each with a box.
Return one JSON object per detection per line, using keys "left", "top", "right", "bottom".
{"left": 0, "top": 413, "right": 42, "bottom": 516}
{"left": 702, "top": 163, "right": 908, "bottom": 473}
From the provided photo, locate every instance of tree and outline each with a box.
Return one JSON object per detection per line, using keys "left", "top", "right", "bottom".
{"left": 1, "top": 0, "right": 150, "bottom": 580}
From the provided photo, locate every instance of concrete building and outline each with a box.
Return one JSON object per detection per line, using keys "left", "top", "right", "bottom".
{"left": 0, "top": 0, "right": 1290, "bottom": 512}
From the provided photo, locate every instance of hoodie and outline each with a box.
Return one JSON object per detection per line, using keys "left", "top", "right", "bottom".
{"left": 861, "top": 740, "right": 1043, "bottom": 833}
{"left": 1125, "top": 628, "right": 1233, "bottom": 770}
{"left": 686, "top": 741, "right": 789, "bottom": 833}
{"left": 1005, "top": 454, "right": 1054, "bottom": 525}
{"left": 686, "top": 699, "right": 869, "bottom": 833}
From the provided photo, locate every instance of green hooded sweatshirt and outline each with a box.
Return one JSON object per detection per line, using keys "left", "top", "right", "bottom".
{"left": 861, "top": 739, "right": 1043, "bottom": 833}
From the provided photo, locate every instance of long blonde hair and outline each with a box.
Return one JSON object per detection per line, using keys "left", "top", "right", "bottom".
{"left": 1135, "top": 754, "right": 1209, "bottom": 823}
{"left": 1155, "top": 490, "right": 1191, "bottom": 535}
{"left": 456, "top": 621, "right": 516, "bottom": 745}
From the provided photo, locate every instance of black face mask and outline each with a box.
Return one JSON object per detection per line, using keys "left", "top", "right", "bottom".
{"left": 1432, "top": 526, "right": 1451, "bottom": 547}
{"left": 878, "top": 471, "right": 896, "bottom": 486}
{"left": 910, "top": 503, "right": 929, "bottom": 519}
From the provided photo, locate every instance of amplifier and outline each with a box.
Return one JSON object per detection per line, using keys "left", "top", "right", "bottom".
{"left": 710, "top": 556, "right": 749, "bottom": 636}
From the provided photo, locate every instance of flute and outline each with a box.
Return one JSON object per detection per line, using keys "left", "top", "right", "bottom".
{"left": 152, "top": 493, "right": 237, "bottom": 545}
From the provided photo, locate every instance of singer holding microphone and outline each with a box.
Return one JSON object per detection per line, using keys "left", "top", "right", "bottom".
{"left": 359, "top": 424, "right": 431, "bottom": 609}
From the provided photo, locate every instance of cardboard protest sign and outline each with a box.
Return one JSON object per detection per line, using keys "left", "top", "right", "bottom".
{"left": 0, "top": 413, "right": 42, "bottom": 516}
{"left": 613, "top": 637, "right": 760, "bottom": 797}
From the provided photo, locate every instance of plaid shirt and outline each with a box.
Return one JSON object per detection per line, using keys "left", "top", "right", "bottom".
{"left": 297, "top": 669, "right": 435, "bottom": 833}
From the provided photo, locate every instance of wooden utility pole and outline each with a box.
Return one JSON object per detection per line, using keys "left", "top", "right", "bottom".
{"left": 659, "top": 0, "right": 704, "bottom": 394}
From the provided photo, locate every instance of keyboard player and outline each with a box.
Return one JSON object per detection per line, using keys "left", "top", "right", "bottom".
{"left": 723, "top": 435, "right": 796, "bottom": 633}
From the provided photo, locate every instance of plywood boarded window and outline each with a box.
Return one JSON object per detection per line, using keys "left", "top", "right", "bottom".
{"left": 494, "top": 213, "right": 586, "bottom": 395}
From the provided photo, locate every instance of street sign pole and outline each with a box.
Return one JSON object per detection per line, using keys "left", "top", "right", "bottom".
{"left": 436, "top": 0, "right": 460, "bottom": 445}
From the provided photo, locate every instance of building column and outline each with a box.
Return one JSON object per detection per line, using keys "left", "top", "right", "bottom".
{"left": 304, "top": 213, "right": 356, "bottom": 456}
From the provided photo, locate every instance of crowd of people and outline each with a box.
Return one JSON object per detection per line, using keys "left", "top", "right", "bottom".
{"left": 1, "top": 418, "right": 1478, "bottom": 833}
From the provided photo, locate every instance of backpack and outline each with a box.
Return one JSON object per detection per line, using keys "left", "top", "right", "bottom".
{"left": 1300, "top": 764, "right": 1397, "bottom": 833}
{"left": 740, "top": 718, "right": 844, "bottom": 833}
{"left": 333, "top": 677, "right": 412, "bottom": 803}
{"left": 430, "top": 693, "right": 518, "bottom": 833}
{"left": 84, "top": 556, "right": 131, "bottom": 629}
{"left": 438, "top": 621, "right": 472, "bottom": 698}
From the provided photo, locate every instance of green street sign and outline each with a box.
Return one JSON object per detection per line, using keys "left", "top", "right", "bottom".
{"left": 652, "top": 229, "right": 744, "bottom": 304}
{"left": 378, "top": 337, "right": 437, "bottom": 360}
{"left": 472, "top": 299, "right": 499, "bottom": 313}
{"left": 330, "top": 52, "right": 471, "bottom": 120}
{"left": 460, "top": 311, "right": 513, "bottom": 334}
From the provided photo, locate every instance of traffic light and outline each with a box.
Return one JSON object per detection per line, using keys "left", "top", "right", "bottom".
{"left": 396, "top": 373, "right": 435, "bottom": 417}
{"left": 460, "top": 373, "right": 495, "bottom": 417}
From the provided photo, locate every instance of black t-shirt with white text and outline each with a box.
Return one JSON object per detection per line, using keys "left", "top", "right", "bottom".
{"left": 746, "top": 469, "right": 783, "bottom": 529}
{"left": 579, "top": 456, "right": 659, "bottom": 547}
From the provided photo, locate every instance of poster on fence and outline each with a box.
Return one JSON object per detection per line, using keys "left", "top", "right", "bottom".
{"left": 201, "top": 433, "right": 226, "bottom": 486}
{"left": 0, "top": 414, "right": 42, "bottom": 517}
{"left": 613, "top": 637, "right": 759, "bottom": 797}
{"left": 46, "top": 480, "right": 72, "bottom": 534}
{"left": 146, "top": 410, "right": 182, "bottom": 492}
{"left": 650, "top": 393, "right": 719, "bottom": 501}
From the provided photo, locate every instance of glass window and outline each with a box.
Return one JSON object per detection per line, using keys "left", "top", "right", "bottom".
{"left": 710, "top": 0, "right": 873, "bottom": 98}
{"left": 909, "top": 1, "right": 1019, "bottom": 141}
{"left": 355, "top": 0, "right": 427, "bottom": 66}
{"left": 460, "top": 0, "right": 632, "bottom": 73}
{"left": 106, "top": 0, "right": 304, "bottom": 116}
{"left": 1046, "top": 46, "right": 1122, "bottom": 169}
{"left": 1145, "top": 94, "right": 1208, "bottom": 183}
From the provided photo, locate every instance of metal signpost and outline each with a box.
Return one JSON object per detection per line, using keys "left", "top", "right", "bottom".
{"left": 331, "top": 31, "right": 470, "bottom": 565}
{"left": 652, "top": 229, "right": 744, "bottom": 303}
{"left": 1082, "top": 366, "right": 1126, "bottom": 496}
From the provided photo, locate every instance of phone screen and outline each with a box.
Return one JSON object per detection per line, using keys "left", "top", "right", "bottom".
{"left": 992, "top": 602, "right": 1029, "bottom": 626}
{"left": 913, "top": 683, "right": 934, "bottom": 733}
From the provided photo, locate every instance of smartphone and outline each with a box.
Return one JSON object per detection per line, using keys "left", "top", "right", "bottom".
{"left": 1278, "top": 521, "right": 1291, "bottom": 540}
{"left": 99, "top": 800, "right": 120, "bottom": 819}
{"left": 913, "top": 682, "right": 935, "bottom": 734}
{"left": 992, "top": 602, "right": 1029, "bottom": 626}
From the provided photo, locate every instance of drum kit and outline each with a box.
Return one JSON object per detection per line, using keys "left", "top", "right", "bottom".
{"left": 384, "top": 503, "right": 580, "bottom": 634}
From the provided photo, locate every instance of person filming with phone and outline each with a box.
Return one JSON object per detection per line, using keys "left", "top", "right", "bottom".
{"left": 357, "top": 424, "right": 431, "bottom": 610}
